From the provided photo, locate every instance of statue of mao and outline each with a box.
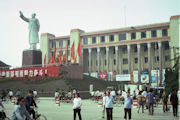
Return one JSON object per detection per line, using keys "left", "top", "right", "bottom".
{"left": 19, "top": 11, "right": 40, "bottom": 50}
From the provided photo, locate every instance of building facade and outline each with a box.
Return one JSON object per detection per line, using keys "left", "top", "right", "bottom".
{"left": 40, "top": 15, "right": 180, "bottom": 85}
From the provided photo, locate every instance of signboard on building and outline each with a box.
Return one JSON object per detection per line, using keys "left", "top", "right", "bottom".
{"left": 0, "top": 66, "right": 59, "bottom": 78}
{"left": 133, "top": 71, "right": 138, "bottom": 83}
{"left": 116, "top": 74, "right": 131, "bottom": 81}
{"left": 91, "top": 72, "right": 98, "bottom": 78}
{"left": 99, "top": 72, "right": 107, "bottom": 80}
{"left": 108, "top": 72, "right": 113, "bottom": 81}
{"left": 141, "top": 74, "right": 149, "bottom": 83}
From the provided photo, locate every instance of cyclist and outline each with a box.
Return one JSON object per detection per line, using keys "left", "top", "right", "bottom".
{"left": 12, "top": 97, "right": 31, "bottom": 120}
{"left": 25, "top": 90, "right": 37, "bottom": 119}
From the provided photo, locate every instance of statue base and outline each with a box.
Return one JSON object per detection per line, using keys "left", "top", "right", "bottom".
{"left": 22, "top": 50, "right": 42, "bottom": 67}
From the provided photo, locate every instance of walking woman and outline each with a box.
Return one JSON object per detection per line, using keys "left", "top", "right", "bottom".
{"left": 161, "top": 90, "right": 168, "bottom": 112}
{"left": 12, "top": 97, "right": 31, "bottom": 120}
{"left": 105, "top": 91, "right": 114, "bottom": 120}
{"left": 137, "top": 91, "right": 144, "bottom": 113}
{"left": 73, "top": 93, "right": 82, "bottom": 120}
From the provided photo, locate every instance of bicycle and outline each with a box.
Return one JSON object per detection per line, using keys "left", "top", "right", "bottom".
{"left": 34, "top": 108, "right": 47, "bottom": 120}
{"left": 0, "top": 109, "right": 10, "bottom": 120}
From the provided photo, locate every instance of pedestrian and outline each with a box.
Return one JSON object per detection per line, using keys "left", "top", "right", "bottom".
{"left": 9, "top": 90, "right": 13, "bottom": 100}
{"left": 147, "top": 89, "right": 154, "bottom": 115}
{"left": 132, "top": 90, "right": 136, "bottom": 99}
{"left": 124, "top": 92, "right": 133, "bottom": 120}
{"left": 137, "top": 91, "right": 144, "bottom": 113}
{"left": 73, "top": 93, "right": 82, "bottom": 120}
{"left": 12, "top": 97, "right": 31, "bottom": 120}
{"left": 102, "top": 92, "right": 106, "bottom": 119}
{"left": 16, "top": 89, "right": 21, "bottom": 99}
{"left": 170, "top": 89, "right": 178, "bottom": 117}
{"left": 105, "top": 91, "right": 114, "bottom": 120}
{"left": 161, "top": 90, "right": 168, "bottom": 112}
{"left": 54, "top": 91, "right": 59, "bottom": 102}
{"left": 25, "top": 90, "right": 37, "bottom": 119}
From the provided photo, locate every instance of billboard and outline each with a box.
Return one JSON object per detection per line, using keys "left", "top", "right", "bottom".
{"left": 91, "top": 72, "right": 98, "bottom": 78}
{"left": 0, "top": 66, "right": 59, "bottom": 78}
{"left": 133, "top": 71, "right": 138, "bottom": 83}
{"left": 141, "top": 74, "right": 149, "bottom": 83}
{"left": 116, "top": 74, "right": 131, "bottom": 81}
{"left": 99, "top": 72, "right": 107, "bottom": 80}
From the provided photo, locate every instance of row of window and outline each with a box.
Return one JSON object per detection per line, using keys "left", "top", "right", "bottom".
{"left": 51, "top": 40, "right": 70, "bottom": 48}
{"left": 88, "top": 55, "right": 170, "bottom": 66}
{"left": 83, "top": 29, "right": 168, "bottom": 45}
{"left": 51, "top": 50, "right": 70, "bottom": 57}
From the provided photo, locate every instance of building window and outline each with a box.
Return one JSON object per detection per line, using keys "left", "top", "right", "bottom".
{"left": 144, "top": 45, "right": 147, "bottom": 51}
{"left": 145, "top": 57, "right": 148, "bottom": 63}
{"left": 101, "top": 36, "right": 105, "bottom": 43}
{"left": 134, "top": 46, "right": 137, "bottom": 52}
{"left": 51, "top": 41, "right": 55, "bottom": 48}
{"left": 113, "top": 47, "right": 115, "bottom": 54}
{"left": 151, "top": 30, "right": 157, "bottom": 37}
{"left": 109, "top": 35, "right": 114, "bottom": 42}
{"left": 165, "top": 55, "right": 170, "bottom": 61}
{"left": 83, "top": 37, "right": 88, "bottom": 45}
{"left": 135, "top": 58, "right": 138, "bottom": 64}
{"left": 131, "top": 32, "right": 136, "bottom": 40}
{"left": 123, "top": 70, "right": 128, "bottom": 74}
{"left": 141, "top": 31, "right": 146, "bottom": 39}
{"left": 122, "top": 47, "right": 127, "bottom": 54}
{"left": 92, "top": 37, "right": 96, "bottom": 44}
{"left": 119, "top": 34, "right": 126, "bottom": 41}
{"left": 59, "top": 41, "right": 63, "bottom": 47}
{"left": 155, "top": 56, "right": 159, "bottom": 62}
{"left": 165, "top": 43, "right": 169, "bottom": 50}
{"left": 67, "top": 40, "right": 70, "bottom": 46}
{"left": 114, "top": 59, "right": 116, "bottom": 65}
{"left": 123, "top": 58, "right": 128, "bottom": 64}
{"left": 162, "top": 29, "right": 168, "bottom": 37}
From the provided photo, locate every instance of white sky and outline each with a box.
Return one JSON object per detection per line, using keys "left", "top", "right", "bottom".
{"left": 0, "top": 0, "right": 179, "bottom": 67}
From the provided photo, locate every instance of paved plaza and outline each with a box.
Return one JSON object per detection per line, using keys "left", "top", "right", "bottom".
{"left": 3, "top": 98, "right": 180, "bottom": 120}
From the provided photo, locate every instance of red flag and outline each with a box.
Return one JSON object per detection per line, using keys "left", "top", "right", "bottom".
{"left": 63, "top": 53, "right": 66, "bottom": 64}
{"left": 44, "top": 54, "right": 46, "bottom": 66}
{"left": 77, "top": 40, "right": 81, "bottom": 59}
{"left": 48, "top": 56, "right": 51, "bottom": 65}
{"left": 71, "top": 41, "right": 75, "bottom": 60}
{"left": 58, "top": 49, "right": 62, "bottom": 64}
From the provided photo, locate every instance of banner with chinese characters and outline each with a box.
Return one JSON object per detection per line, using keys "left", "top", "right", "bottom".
{"left": 99, "top": 72, "right": 107, "bottom": 80}
{"left": 0, "top": 66, "right": 59, "bottom": 78}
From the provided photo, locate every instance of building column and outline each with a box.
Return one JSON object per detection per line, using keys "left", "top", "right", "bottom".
{"left": 115, "top": 46, "right": 119, "bottom": 74}
{"left": 79, "top": 49, "right": 83, "bottom": 66}
{"left": 158, "top": 42, "right": 162, "bottom": 86}
{"left": 106, "top": 47, "right": 109, "bottom": 73}
{"left": 127, "top": 44, "right": 131, "bottom": 74}
{"left": 97, "top": 47, "right": 100, "bottom": 73}
{"left": 148, "top": 43, "right": 152, "bottom": 85}
{"left": 88, "top": 48, "right": 92, "bottom": 75}
{"left": 137, "top": 44, "right": 141, "bottom": 84}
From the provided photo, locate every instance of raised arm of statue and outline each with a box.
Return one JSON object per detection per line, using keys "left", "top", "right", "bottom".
{"left": 19, "top": 11, "right": 29, "bottom": 22}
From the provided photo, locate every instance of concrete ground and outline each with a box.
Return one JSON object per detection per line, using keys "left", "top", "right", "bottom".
{"left": 2, "top": 98, "right": 180, "bottom": 120}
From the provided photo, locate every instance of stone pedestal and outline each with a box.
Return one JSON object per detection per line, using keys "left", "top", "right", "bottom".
{"left": 22, "top": 50, "right": 42, "bottom": 67}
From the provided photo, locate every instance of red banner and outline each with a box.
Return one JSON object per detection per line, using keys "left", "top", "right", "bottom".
{"left": 0, "top": 66, "right": 59, "bottom": 78}
{"left": 99, "top": 72, "right": 107, "bottom": 80}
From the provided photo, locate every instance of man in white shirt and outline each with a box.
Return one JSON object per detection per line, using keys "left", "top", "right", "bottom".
{"left": 73, "top": 93, "right": 82, "bottom": 120}
{"left": 102, "top": 92, "right": 106, "bottom": 118}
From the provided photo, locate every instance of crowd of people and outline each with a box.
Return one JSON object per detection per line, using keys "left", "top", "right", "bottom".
{"left": 0, "top": 88, "right": 179, "bottom": 120}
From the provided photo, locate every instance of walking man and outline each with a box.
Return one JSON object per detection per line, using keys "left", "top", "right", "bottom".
{"left": 124, "top": 92, "right": 133, "bottom": 120}
{"left": 161, "top": 90, "right": 168, "bottom": 112}
{"left": 170, "top": 89, "right": 178, "bottom": 117}
{"left": 73, "top": 93, "right": 82, "bottom": 120}
{"left": 147, "top": 89, "right": 154, "bottom": 115}
{"left": 105, "top": 91, "right": 114, "bottom": 120}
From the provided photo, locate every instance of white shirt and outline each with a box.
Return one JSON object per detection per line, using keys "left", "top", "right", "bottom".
{"left": 9, "top": 91, "right": 13, "bottom": 96}
{"left": 122, "top": 91, "right": 126, "bottom": 98}
{"left": 73, "top": 98, "right": 82, "bottom": 109}
{"left": 142, "top": 91, "right": 147, "bottom": 97}
{"left": 55, "top": 92, "right": 59, "bottom": 97}
{"left": 110, "top": 91, "right": 116, "bottom": 96}
{"left": 102, "top": 96, "right": 106, "bottom": 106}
{"left": 33, "top": 91, "right": 37, "bottom": 96}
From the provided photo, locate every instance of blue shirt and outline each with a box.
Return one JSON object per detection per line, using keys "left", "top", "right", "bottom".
{"left": 124, "top": 97, "right": 133, "bottom": 109}
{"left": 105, "top": 96, "right": 114, "bottom": 108}
{"left": 11, "top": 105, "right": 31, "bottom": 120}
{"left": 147, "top": 92, "right": 154, "bottom": 103}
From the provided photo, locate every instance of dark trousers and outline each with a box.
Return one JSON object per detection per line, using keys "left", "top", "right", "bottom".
{"left": 124, "top": 108, "right": 131, "bottom": 119}
{"left": 73, "top": 109, "right": 82, "bottom": 120}
{"left": 163, "top": 101, "right": 168, "bottom": 112}
{"left": 26, "top": 109, "right": 35, "bottom": 120}
{"left": 106, "top": 108, "right": 113, "bottom": 120}
{"left": 148, "top": 103, "right": 154, "bottom": 115}
{"left": 172, "top": 104, "right": 178, "bottom": 117}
